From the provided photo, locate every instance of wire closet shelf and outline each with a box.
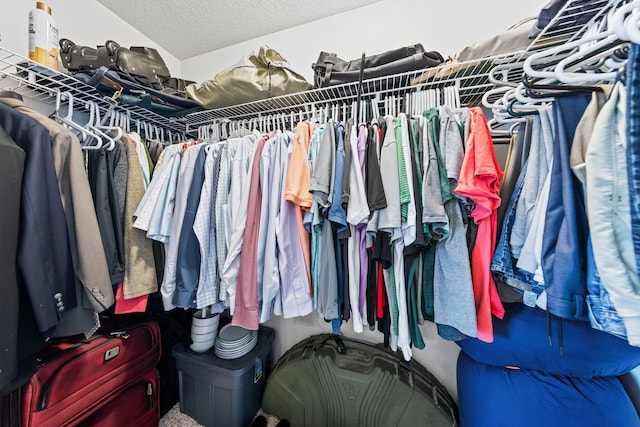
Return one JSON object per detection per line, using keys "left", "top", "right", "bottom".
{"left": 185, "top": 0, "right": 618, "bottom": 133}
{"left": 0, "top": 47, "right": 189, "bottom": 137}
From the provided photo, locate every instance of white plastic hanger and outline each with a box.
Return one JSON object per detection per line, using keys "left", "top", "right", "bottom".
{"left": 86, "top": 101, "right": 122, "bottom": 150}
{"left": 452, "top": 83, "right": 461, "bottom": 109}
{"left": 95, "top": 103, "right": 123, "bottom": 141}
{"left": 280, "top": 113, "right": 287, "bottom": 132}
{"left": 612, "top": 1, "right": 640, "bottom": 42}
{"left": 80, "top": 101, "right": 104, "bottom": 150}
{"left": 482, "top": 86, "right": 511, "bottom": 110}
{"left": 488, "top": 61, "right": 525, "bottom": 87}
{"left": 623, "top": 5, "right": 640, "bottom": 43}
{"left": 523, "top": 28, "right": 617, "bottom": 80}
{"left": 52, "top": 91, "right": 100, "bottom": 144}
{"left": 553, "top": 33, "right": 624, "bottom": 83}
{"left": 512, "top": 82, "right": 555, "bottom": 105}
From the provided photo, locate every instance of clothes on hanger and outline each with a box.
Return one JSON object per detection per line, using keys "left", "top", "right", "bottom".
{"left": 0, "top": 125, "right": 27, "bottom": 394}
{"left": 626, "top": 43, "right": 640, "bottom": 347}
{"left": 0, "top": 94, "right": 174, "bottom": 390}
{"left": 491, "top": 71, "right": 640, "bottom": 347}
{"left": 0, "top": 95, "right": 128, "bottom": 391}
{"left": 138, "top": 104, "right": 505, "bottom": 360}
{"left": 455, "top": 107, "right": 505, "bottom": 343}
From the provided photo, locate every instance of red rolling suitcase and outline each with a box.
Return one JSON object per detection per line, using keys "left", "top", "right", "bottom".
{"left": 19, "top": 319, "right": 161, "bottom": 427}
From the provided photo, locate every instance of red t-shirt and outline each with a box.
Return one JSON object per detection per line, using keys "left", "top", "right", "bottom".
{"left": 455, "top": 107, "right": 505, "bottom": 343}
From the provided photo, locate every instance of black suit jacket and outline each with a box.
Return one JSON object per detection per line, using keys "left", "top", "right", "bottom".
{"left": 0, "top": 103, "right": 75, "bottom": 335}
{"left": 0, "top": 126, "right": 25, "bottom": 391}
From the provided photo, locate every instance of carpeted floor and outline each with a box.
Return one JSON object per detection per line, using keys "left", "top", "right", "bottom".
{"left": 160, "top": 403, "right": 203, "bottom": 427}
{"left": 160, "top": 403, "right": 279, "bottom": 427}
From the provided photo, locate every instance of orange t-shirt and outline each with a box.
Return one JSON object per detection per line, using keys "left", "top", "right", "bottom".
{"left": 284, "top": 122, "right": 314, "bottom": 208}
{"left": 284, "top": 122, "right": 314, "bottom": 287}
{"left": 455, "top": 107, "right": 505, "bottom": 343}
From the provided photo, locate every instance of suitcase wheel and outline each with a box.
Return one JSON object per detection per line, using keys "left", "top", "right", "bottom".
{"left": 59, "top": 38, "right": 75, "bottom": 54}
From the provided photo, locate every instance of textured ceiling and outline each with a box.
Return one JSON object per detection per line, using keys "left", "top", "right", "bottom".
{"left": 97, "top": 0, "right": 382, "bottom": 60}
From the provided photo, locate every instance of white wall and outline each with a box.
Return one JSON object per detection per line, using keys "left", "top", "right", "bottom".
{"left": 181, "top": 0, "right": 548, "bottom": 84}
{"left": 0, "top": 0, "right": 181, "bottom": 76}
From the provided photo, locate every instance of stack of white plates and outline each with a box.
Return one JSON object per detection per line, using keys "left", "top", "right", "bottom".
{"left": 214, "top": 324, "right": 258, "bottom": 359}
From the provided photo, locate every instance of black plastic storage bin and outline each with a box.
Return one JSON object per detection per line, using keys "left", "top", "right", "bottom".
{"left": 172, "top": 326, "right": 275, "bottom": 427}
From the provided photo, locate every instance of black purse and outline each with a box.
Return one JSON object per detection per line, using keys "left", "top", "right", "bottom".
{"left": 312, "top": 44, "right": 445, "bottom": 88}
{"left": 59, "top": 39, "right": 194, "bottom": 97}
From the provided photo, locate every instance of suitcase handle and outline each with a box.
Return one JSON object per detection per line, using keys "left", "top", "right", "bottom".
{"left": 105, "top": 40, "right": 120, "bottom": 57}
{"left": 311, "top": 334, "right": 345, "bottom": 353}
{"left": 59, "top": 39, "right": 75, "bottom": 54}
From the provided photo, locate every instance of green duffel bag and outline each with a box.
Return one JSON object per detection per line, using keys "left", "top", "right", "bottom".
{"left": 186, "top": 46, "right": 312, "bottom": 109}
{"left": 262, "top": 334, "right": 458, "bottom": 427}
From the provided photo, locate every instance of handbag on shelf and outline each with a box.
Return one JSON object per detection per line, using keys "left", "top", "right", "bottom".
{"left": 59, "top": 39, "right": 195, "bottom": 97}
{"left": 185, "top": 46, "right": 312, "bottom": 110}
{"left": 312, "top": 44, "right": 445, "bottom": 88}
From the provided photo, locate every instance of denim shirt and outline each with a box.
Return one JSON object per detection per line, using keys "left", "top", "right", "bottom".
{"left": 627, "top": 44, "right": 640, "bottom": 318}
{"left": 491, "top": 160, "right": 545, "bottom": 298}
{"left": 541, "top": 94, "right": 591, "bottom": 320}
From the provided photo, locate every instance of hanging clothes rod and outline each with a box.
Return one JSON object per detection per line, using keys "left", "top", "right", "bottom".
{"left": 185, "top": 0, "right": 621, "bottom": 133}
{"left": 185, "top": 53, "right": 511, "bottom": 131}
{"left": 0, "top": 46, "right": 189, "bottom": 137}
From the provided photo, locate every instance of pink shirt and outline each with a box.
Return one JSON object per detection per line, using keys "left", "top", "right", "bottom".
{"left": 232, "top": 136, "right": 269, "bottom": 330}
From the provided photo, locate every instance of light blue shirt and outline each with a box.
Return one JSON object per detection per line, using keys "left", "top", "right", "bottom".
{"left": 195, "top": 143, "right": 223, "bottom": 310}
{"left": 278, "top": 130, "right": 313, "bottom": 319}
{"left": 220, "top": 134, "right": 258, "bottom": 311}
{"left": 160, "top": 144, "right": 204, "bottom": 310}
{"left": 259, "top": 132, "right": 291, "bottom": 323}
{"left": 133, "top": 143, "right": 182, "bottom": 240}
{"left": 146, "top": 152, "right": 182, "bottom": 243}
